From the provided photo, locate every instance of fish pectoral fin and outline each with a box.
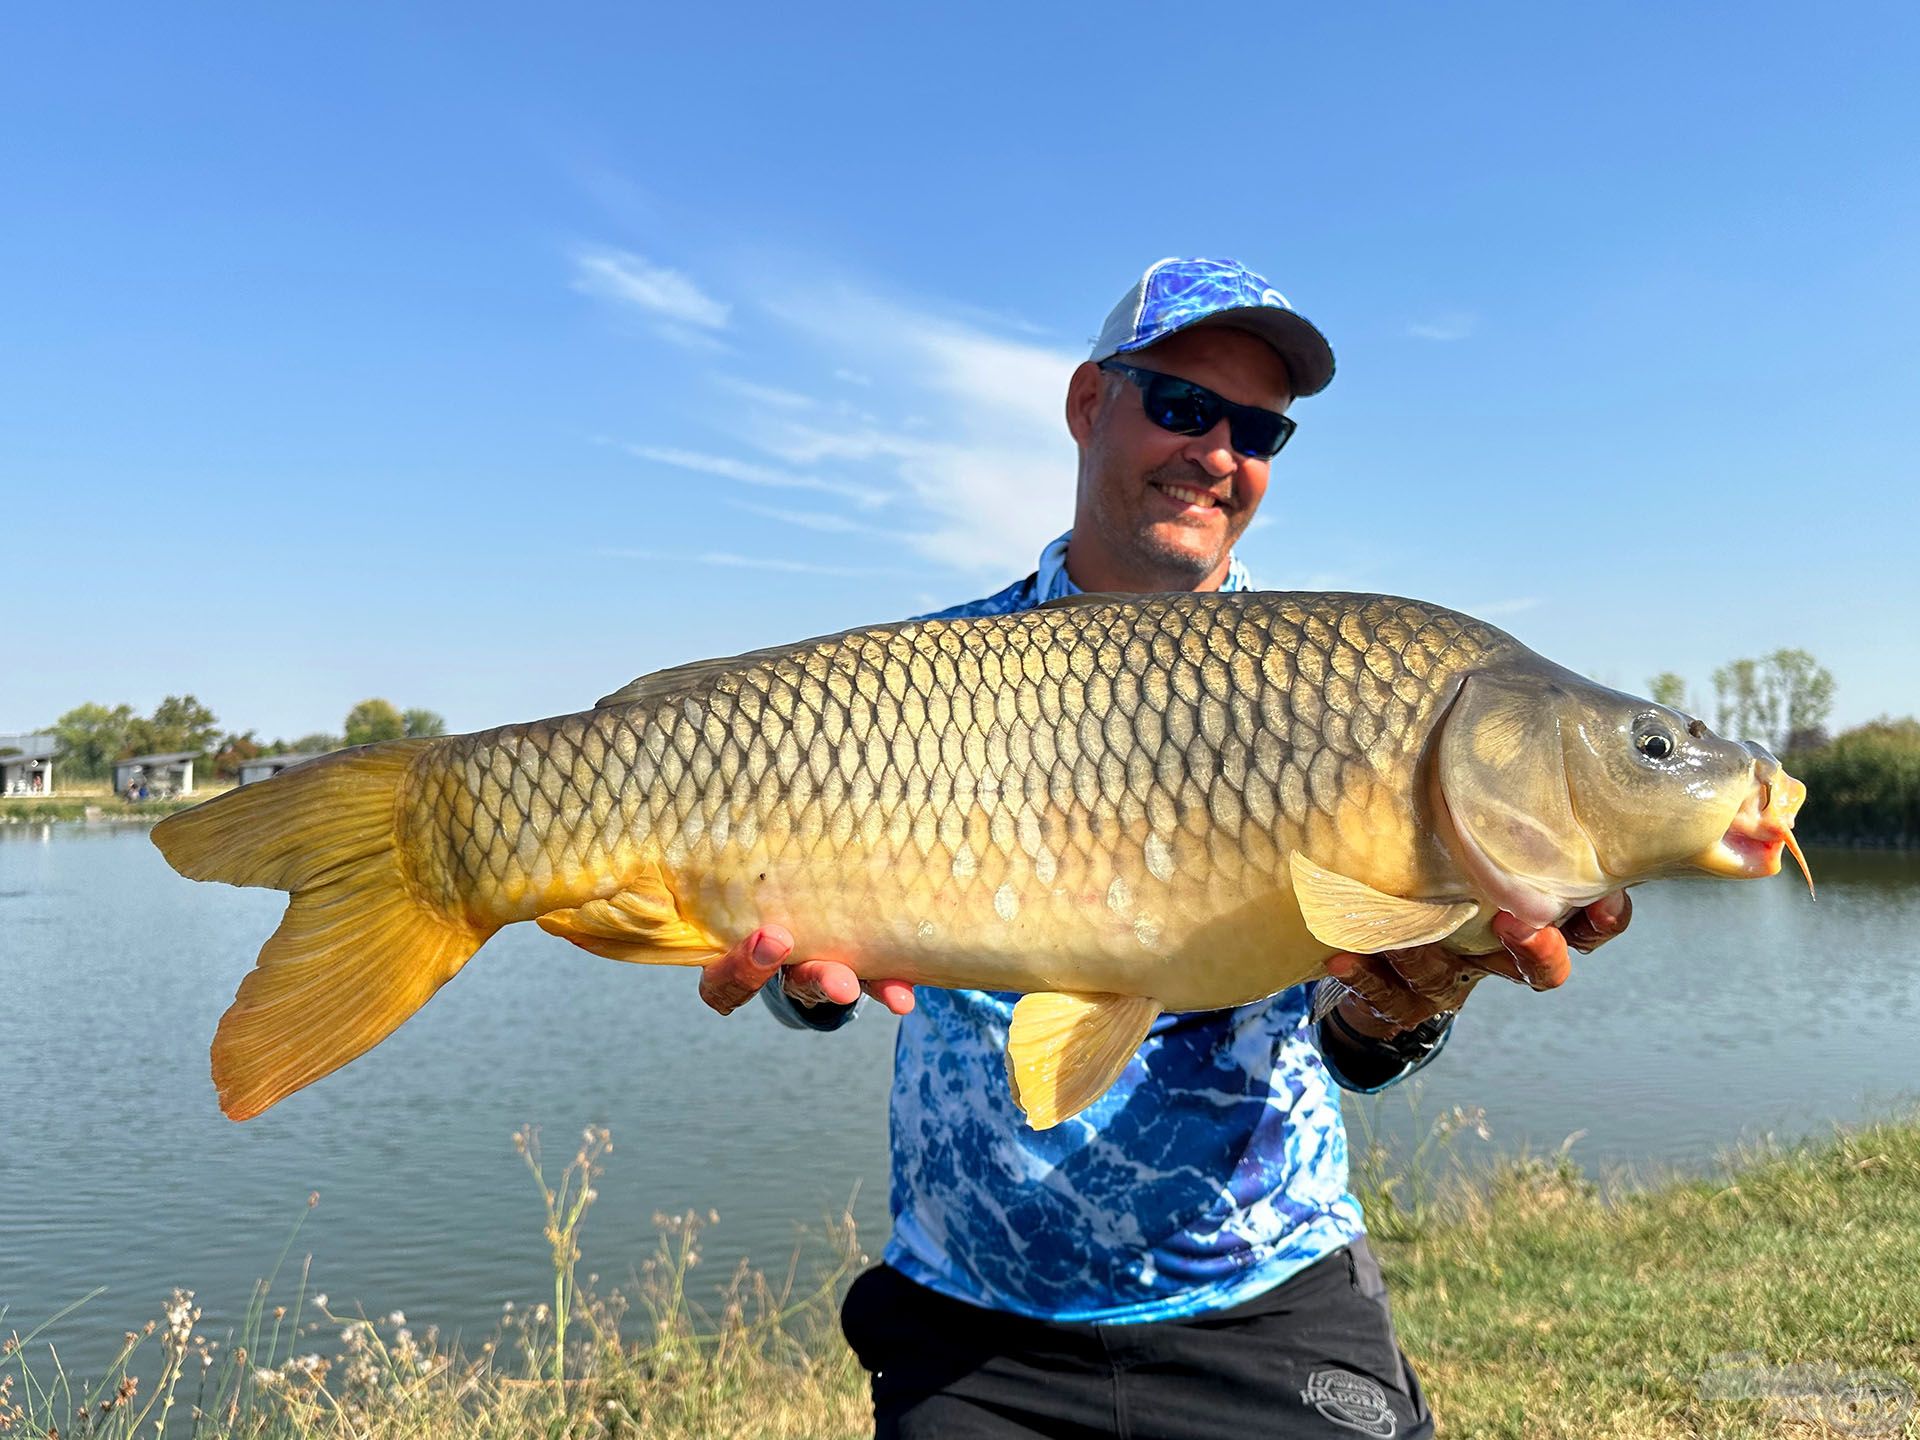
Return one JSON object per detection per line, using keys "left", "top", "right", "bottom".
{"left": 1006, "top": 992, "right": 1161, "bottom": 1131}
{"left": 536, "top": 865, "right": 721, "bottom": 965}
{"left": 1288, "top": 852, "right": 1477, "bottom": 953}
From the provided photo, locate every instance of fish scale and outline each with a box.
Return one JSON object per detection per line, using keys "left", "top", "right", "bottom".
{"left": 399, "top": 592, "right": 1503, "bottom": 1008}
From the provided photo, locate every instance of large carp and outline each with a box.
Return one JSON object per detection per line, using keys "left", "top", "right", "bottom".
{"left": 155, "top": 591, "right": 1808, "bottom": 1126}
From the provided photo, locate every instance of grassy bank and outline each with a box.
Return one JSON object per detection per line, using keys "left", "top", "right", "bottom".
{"left": 1, "top": 790, "right": 225, "bottom": 823}
{"left": 6, "top": 1118, "right": 1917, "bottom": 1438}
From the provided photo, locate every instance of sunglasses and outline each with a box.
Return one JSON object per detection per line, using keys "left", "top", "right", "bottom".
{"left": 1098, "top": 360, "right": 1297, "bottom": 459}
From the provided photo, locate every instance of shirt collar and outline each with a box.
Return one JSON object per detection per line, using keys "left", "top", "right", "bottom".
{"left": 1034, "top": 530, "right": 1254, "bottom": 603}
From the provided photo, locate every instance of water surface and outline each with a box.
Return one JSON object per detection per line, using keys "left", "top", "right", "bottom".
{"left": 2, "top": 824, "right": 1914, "bottom": 1375}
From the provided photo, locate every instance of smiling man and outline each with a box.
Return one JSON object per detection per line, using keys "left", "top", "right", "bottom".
{"left": 699, "top": 257, "right": 1631, "bottom": 1440}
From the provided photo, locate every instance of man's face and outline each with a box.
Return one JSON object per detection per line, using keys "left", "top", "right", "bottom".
{"left": 1066, "top": 324, "right": 1294, "bottom": 589}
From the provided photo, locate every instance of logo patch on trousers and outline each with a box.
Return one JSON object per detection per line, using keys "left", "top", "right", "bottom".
{"left": 1301, "top": 1368, "right": 1397, "bottom": 1437}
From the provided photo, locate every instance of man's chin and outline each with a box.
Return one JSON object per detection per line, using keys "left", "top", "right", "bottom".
{"left": 1135, "top": 523, "right": 1226, "bottom": 582}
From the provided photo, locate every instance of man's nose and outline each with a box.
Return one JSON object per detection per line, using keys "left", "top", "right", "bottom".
{"left": 1181, "top": 420, "right": 1239, "bottom": 478}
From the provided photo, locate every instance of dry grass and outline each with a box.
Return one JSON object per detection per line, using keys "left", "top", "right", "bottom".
{"left": 6, "top": 1113, "right": 1918, "bottom": 1438}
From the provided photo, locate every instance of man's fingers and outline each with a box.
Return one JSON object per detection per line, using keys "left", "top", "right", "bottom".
{"left": 863, "top": 978, "right": 917, "bottom": 1015}
{"left": 1325, "top": 954, "right": 1435, "bottom": 1035}
{"left": 1562, "top": 891, "right": 1632, "bottom": 954}
{"left": 1488, "top": 913, "right": 1572, "bottom": 990}
{"left": 782, "top": 958, "right": 867, "bottom": 1007}
{"left": 698, "top": 925, "right": 793, "bottom": 1015}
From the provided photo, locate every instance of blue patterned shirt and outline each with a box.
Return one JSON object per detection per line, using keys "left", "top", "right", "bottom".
{"left": 765, "top": 532, "right": 1444, "bottom": 1323}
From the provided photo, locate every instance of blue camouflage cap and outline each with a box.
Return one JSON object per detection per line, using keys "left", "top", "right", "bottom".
{"left": 1090, "top": 256, "right": 1335, "bottom": 398}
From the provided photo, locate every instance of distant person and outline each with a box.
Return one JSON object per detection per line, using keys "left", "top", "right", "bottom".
{"left": 697, "top": 259, "right": 1632, "bottom": 1439}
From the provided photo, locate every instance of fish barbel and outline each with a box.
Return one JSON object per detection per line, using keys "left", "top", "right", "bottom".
{"left": 154, "top": 591, "right": 1809, "bottom": 1125}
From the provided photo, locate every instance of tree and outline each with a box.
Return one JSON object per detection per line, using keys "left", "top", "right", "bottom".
{"left": 53, "top": 702, "right": 137, "bottom": 779}
{"left": 282, "top": 732, "right": 344, "bottom": 756}
{"left": 1764, "top": 648, "right": 1835, "bottom": 753}
{"left": 125, "top": 695, "right": 221, "bottom": 758}
{"left": 211, "top": 731, "right": 262, "bottom": 781}
{"left": 1647, "top": 672, "right": 1689, "bottom": 713}
{"left": 1712, "top": 659, "right": 1764, "bottom": 744}
{"left": 402, "top": 708, "right": 447, "bottom": 739}
{"left": 344, "top": 699, "right": 405, "bottom": 746}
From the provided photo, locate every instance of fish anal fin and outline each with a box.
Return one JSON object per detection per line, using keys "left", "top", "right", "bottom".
{"left": 536, "top": 865, "right": 721, "bottom": 965}
{"left": 1007, "top": 992, "right": 1161, "bottom": 1131}
{"left": 1288, "top": 852, "right": 1476, "bottom": 953}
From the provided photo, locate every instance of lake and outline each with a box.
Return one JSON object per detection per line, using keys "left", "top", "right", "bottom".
{"left": 3, "top": 822, "right": 1916, "bottom": 1376}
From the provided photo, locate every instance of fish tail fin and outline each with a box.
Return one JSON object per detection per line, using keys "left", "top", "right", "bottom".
{"left": 152, "top": 742, "right": 487, "bottom": 1121}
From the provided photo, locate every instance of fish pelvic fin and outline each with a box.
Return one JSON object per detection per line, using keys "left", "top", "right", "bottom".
{"left": 535, "top": 863, "right": 723, "bottom": 964}
{"left": 1007, "top": 992, "right": 1161, "bottom": 1130}
{"left": 152, "top": 742, "right": 487, "bottom": 1122}
{"left": 1288, "top": 852, "right": 1477, "bottom": 954}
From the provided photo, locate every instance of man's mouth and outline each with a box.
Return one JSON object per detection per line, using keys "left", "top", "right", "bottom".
{"left": 1151, "top": 481, "right": 1230, "bottom": 511}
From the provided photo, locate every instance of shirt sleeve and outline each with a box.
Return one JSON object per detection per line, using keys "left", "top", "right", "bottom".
{"left": 758, "top": 979, "right": 864, "bottom": 1032}
{"left": 1315, "top": 1010, "right": 1455, "bottom": 1094}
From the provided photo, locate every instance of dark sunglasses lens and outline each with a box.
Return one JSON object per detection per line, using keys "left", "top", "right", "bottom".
{"left": 1142, "top": 376, "right": 1220, "bottom": 436}
{"left": 1229, "top": 412, "right": 1294, "bottom": 459}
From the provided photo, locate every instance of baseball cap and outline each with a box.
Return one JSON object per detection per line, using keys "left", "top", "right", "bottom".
{"left": 1089, "top": 257, "right": 1335, "bottom": 398}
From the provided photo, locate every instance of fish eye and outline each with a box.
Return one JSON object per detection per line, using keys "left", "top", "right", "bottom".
{"left": 1633, "top": 716, "right": 1677, "bottom": 762}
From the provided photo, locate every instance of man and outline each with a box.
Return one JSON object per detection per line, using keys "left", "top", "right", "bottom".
{"left": 700, "top": 257, "right": 1631, "bottom": 1438}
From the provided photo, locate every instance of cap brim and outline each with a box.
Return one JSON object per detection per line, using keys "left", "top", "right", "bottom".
{"left": 1125, "top": 306, "right": 1336, "bottom": 399}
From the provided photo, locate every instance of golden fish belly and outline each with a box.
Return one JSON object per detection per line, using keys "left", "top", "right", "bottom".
{"left": 402, "top": 592, "right": 1504, "bottom": 1009}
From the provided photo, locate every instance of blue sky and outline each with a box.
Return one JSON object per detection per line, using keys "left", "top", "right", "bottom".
{"left": 3, "top": 4, "right": 1914, "bottom": 742}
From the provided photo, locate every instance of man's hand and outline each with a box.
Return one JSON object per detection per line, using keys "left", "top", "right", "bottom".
{"left": 1325, "top": 892, "right": 1632, "bottom": 1041}
{"left": 698, "top": 924, "right": 917, "bottom": 1017}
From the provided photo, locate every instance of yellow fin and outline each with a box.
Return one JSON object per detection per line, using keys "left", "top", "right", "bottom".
{"left": 153, "top": 742, "right": 488, "bottom": 1121}
{"left": 1006, "top": 992, "right": 1161, "bottom": 1130}
{"left": 536, "top": 863, "right": 721, "bottom": 964}
{"left": 1288, "top": 852, "right": 1476, "bottom": 953}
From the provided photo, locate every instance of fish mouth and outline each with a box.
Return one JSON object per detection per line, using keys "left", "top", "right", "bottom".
{"left": 1689, "top": 751, "right": 1814, "bottom": 897}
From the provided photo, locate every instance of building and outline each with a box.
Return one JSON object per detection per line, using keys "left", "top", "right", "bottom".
{"left": 112, "top": 752, "right": 200, "bottom": 799}
{"left": 0, "top": 732, "right": 63, "bottom": 796}
{"left": 236, "top": 752, "right": 326, "bottom": 785}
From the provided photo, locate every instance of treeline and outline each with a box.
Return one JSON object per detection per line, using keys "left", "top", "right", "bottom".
{"left": 1650, "top": 649, "right": 1917, "bottom": 846}
{"left": 1783, "top": 719, "right": 1920, "bottom": 847}
{"left": 41, "top": 696, "right": 448, "bottom": 782}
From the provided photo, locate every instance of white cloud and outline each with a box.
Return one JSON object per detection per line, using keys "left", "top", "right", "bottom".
{"left": 759, "top": 290, "right": 1082, "bottom": 573}
{"left": 597, "top": 546, "right": 915, "bottom": 579}
{"left": 1406, "top": 311, "right": 1477, "bottom": 342}
{"left": 572, "top": 248, "right": 730, "bottom": 330}
{"left": 713, "top": 375, "right": 815, "bottom": 410}
{"left": 617, "top": 442, "right": 888, "bottom": 509}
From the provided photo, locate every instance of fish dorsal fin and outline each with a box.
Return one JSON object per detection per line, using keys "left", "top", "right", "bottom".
{"left": 1035, "top": 590, "right": 1131, "bottom": 612}
{"left": 594, "top": 638, "right": 808, "bottom": 710}
{"left": 1006, "top": 992, "right": 1161, "bottom": 1130}
{"left": 535, "top": 861, "right": 722, "bottom": 963}
{"left": 1288, "top": 852, "right": 1477, "bottom": 953}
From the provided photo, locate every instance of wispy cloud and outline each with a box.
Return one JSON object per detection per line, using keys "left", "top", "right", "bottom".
{"left": 615, "top": 442, "right": 888, "bottom": 508}
{"left": 758, "top": 288, "right": 1082, "bottom": 572}
{"left": 726, "top": 499, "right": 899, "bottom": 536}
{"left": 713, "top": 375, "right": 815, "bottom": 410}
{"left": 572, "top": 248, "right": 731, "bottom": 338}
{"left": 1406, "top": 310, "right": 1477, "bottom": 342}
{"left": 598, "top": 546, "right": 918, "bottom": 580}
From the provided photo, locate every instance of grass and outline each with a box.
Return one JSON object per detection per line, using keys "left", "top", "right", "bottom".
{"left": 1, "top": 785, "right": 229, "bottom": 823}
{"left": 6, "top": 1112, "right": 1918, "bottom": 1438}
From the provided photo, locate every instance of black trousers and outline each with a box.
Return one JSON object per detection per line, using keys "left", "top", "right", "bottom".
{"left": 840, "top": 1239, "right": 1434, "bottom": 1439}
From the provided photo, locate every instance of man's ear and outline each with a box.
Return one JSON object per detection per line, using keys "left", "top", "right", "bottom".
{"left": 1064, "top": 360, "right": 1107, "bottom": 444}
